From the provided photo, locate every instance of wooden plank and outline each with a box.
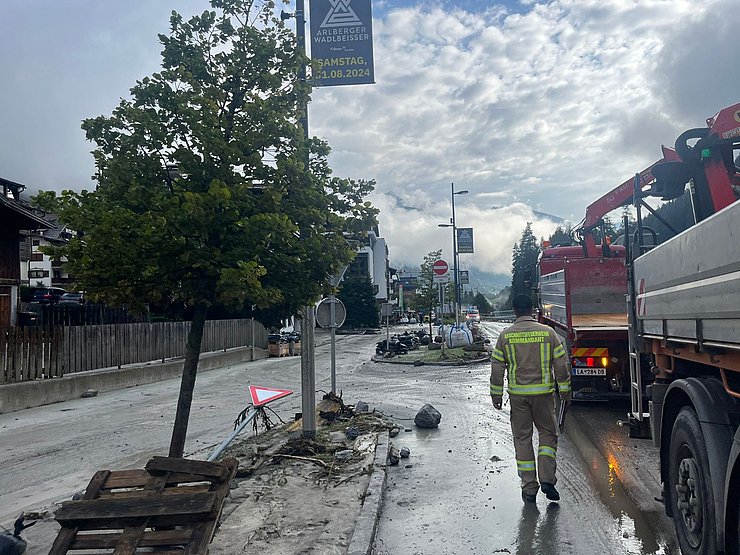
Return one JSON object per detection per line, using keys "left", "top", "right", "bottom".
{"left": 103, "top": 470, "right": 216, "bottom": 490}
{"left": 71, "top": 529, "right": 193, "bottom": 550}
{"left": 49, "top": 470, "right": 111, "bottom": 555}
{"left": 113, "top": 474, "right": 170, "bottom": 555}
{"left": 54, "top": 492, "right": 218, "bottom": 527}
{"left": 145, "top": 457, "right": 230, "bottom": 481}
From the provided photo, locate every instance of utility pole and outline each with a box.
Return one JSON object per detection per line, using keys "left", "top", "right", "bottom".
{"left": 284, "top": 0, "right": 316, "bottom": 438}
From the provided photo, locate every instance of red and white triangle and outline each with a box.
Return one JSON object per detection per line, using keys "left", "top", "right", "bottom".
{"left": 249, "top": 385, "right": 293, "bottom": 407}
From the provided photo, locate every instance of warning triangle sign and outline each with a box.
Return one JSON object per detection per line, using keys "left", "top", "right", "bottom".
{"left": 249, "top": 385, "right": 293, "bottom": 407}
{"left": 459, "top": 230, "right": 471, "bottom": 239}
{"left": 321, "top": 0, "right": 362, "bottom": 28}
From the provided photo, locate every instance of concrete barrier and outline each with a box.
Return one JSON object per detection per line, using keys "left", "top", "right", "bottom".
{"left": 0, "top": 346, "right": 269, "bottom": 414}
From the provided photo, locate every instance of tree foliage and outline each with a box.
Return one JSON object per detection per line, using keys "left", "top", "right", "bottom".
{"left": 35, "top": 0, "right": 377, "bottom": 456}
{"left": 415, "top": 250, "right": 446, "bottom": 315}
{"left": 338, "top": 275, "right": 379, "bottom": 328}
{"left": 507, "top": 223, "right": 540, "bottom": 309}
{"left": 473, "top": 292, "right": 492, "bottom": 314}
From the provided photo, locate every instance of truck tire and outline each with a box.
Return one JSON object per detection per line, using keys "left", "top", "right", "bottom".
{"left": 668, "top": 407, "right": 717, "bottom": 555}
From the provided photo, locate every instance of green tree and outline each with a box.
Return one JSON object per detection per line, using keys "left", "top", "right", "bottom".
{"left": 35, "top": 0, "right": 377, "bottom": 458}
{"left": 507, "top": 223, "right": 540, "bottom": 308}
{"left": 337, "top": 275, "right": 379, "bottom": 328}
{"left": 548, "top": 225, "right": 572, "bottom": 246}
{"left": 473, "top": 292, "right": 492, "bottom": 314}
{"left": 415, "top": 250, "right": 445, "bottom": 319}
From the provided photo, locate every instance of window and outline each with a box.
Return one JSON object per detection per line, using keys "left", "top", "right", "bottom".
{"left": 31, "top": 252, "right": 43, "bottom": 262}
{"left": 32, "top": 239, "right": 40, "bottom": 246}
{"left": 29, "top": 269, "right": 49, "bottom": 279}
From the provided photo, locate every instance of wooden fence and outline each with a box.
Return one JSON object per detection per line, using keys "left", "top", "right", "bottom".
{"left": 0, "top": 318, "right": 268, "bottom": 384}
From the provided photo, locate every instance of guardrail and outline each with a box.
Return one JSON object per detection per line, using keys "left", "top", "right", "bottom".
{"left": 482, "top": 310, "right": 516, "bottom": 323}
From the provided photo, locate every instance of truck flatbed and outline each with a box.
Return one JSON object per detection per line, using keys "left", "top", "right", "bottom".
{"left": 572, "top": 313, "right": 628, "bottom": 330}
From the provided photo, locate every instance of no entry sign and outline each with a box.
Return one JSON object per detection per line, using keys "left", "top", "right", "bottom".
{"left": 432, "top": 260, "right": 449, "bottom": 275}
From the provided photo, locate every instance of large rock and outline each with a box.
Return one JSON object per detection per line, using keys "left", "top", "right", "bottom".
{"left": 414, "top": 404, "right": 442, "bottom": 428}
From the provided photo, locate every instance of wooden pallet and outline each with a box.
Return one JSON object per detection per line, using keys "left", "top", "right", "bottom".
{"left": 50, "top": 456, "right": 238, "bottom": 554}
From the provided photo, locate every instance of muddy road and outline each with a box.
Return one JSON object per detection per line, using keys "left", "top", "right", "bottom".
{"left": 347, "top": 323, "right": 680, "bottom": 555}
{"left": 1, "top": 324, "right": 679, "bottom": 554}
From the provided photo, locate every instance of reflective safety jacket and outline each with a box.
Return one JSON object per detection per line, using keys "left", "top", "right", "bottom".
{"left": 490, "top": 316, "right": 570, "bottom": 398}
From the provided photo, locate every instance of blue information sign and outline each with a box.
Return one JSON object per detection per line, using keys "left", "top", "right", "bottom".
{"left": 310, "top": 0, "right": 375, "bottom": 87}
{"left": 457, "top": 228, "right": 474, "bottom": 254}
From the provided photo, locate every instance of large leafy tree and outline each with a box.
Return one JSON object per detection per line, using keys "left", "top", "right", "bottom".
{"left": 507, "top": 223, "right": 540, "bottom": 309}
{"left": 36, "top": 0, "right": 377, "bottom": 457}
{"left": 337, "top": 275, "right": 379, "bottom": 328}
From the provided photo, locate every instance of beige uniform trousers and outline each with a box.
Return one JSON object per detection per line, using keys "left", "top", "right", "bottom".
{"left": 510, "top": 393, "right": 558, "bottom": 495}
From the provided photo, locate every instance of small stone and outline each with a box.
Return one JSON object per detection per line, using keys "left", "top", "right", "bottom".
{"left": 334, "top": 449, "right": 353, "bottom": 462}
{"left": 81, "top": 389, "right": 98, "bottom": 398}
{"left": 490, "top": 455, "right": 502, "bottom": 462}
{"left": 413, "top": 360, "right": 424, "bottom": 366}
{"left": 388, "top": 446, "right": 401, "bottom": 465}
{"left": 400, "top": 447, "right": 410, "bottom": 458}
{"left": 355, "top": 401, "right": 369, "bottom": 413}
{"left": 405, "top": 428, "right": 412, "bottom": 432}
{"left": 389, "top": 427, "right": 401, "bottom": 437}
{"left": 345, "top": 426, "right": 360, "bottom": 440}
{"left": 405, "top": 464, "right": 413, "bottom": 468}
{"left": 623, "top": 532, "right": 629, "bottom": 539}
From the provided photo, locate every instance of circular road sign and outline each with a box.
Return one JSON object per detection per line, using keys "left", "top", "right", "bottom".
{"left": 315, "top": 297, "right": 347, "bottom": 329}
{"left": 432, "top": 259, "right": 449, "bottom": 275}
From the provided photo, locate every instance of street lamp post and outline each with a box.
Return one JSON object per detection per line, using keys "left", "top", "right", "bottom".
{"left": 438, "top": 183, "right": 468, "bottom": 328}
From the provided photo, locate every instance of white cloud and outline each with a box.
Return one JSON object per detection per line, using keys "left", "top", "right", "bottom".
{"left": 2, "top": 0, "right": 738, "bottom": 280}
{"left": 311, "top": 0, "right": 739, "bottom": 274}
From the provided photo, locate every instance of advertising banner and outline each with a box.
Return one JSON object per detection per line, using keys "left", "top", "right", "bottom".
{"left": 310, "top": 0, "right": 375, "bottom": 86}
{"left": 457, "top": 228, "right": 474, "bottom": 253}
{"left": 459, "top": 270, "right": 469, "bottom": 284}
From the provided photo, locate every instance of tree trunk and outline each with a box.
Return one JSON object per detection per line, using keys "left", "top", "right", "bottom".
{"left": 168, "top": 301, "right": 209, "bottom": 458}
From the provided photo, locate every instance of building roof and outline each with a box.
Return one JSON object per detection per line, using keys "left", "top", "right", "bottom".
{"left": 0, "top": 194, "right": 53, "bottom": 230}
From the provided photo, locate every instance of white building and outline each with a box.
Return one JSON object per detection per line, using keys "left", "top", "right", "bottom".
{"left": 346, "top": 226, "right": 390, "bottom": 302}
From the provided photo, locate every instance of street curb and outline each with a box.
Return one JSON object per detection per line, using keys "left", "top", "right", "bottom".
{"left": 370, "top": 354, "right": 490, "bottom": 366}
{"left": 346, "top": 430, "right": 390, "bottom": 555}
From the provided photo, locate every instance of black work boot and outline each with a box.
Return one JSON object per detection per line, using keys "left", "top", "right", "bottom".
{"left": 540, "top": 482, "right": 560, "bottom": 501}
{"left": 521, "top": 491, "right": 537, "bottom": 503}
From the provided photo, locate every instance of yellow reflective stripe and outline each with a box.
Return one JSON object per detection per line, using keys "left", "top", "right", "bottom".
{"left": 553, "top": 343, "right": 565, "bottom": 358}
{"left": 490, "top": 384, "right": 504, "bottom": 395}
{"left": 516, "top": 460, "right": 536, "bottom": 471}
{"left": 492, "top": 348, "right": 505, "bottom": 362}
{"left": 540, "top": 341, "right": 551, "bottom": 385}
{"left": 508, "top": 384, "right": 555, "bottom": 395}
{"left": 538, "top": 445, "right": 557, "bottom": 459}
{"left": 558, "top": 381, "right": 571, "bottom": 393}
{"left": 507, "top": 344, "right": 518, "bottom": 385}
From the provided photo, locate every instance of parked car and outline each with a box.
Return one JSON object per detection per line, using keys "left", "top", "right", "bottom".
{"left": 399, "top": 315, "right": 409, "bottom": 324}
{"left": 58, "top": 292, "right": 85, "bottom": 306}
{"left": 31, "top": 287, "right": 66, "bottom": 304}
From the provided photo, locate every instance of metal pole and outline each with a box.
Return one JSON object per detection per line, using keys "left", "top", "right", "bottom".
{"left": 301, "top": 306, "right": 316, "bottom": 437}
{"left": 250, "top": 308, "right": 255, "bottom": 362}
{"left": 330, "top": 293, "right": 336, "bottom": 393}
{"left": 295, "top": 0, "right": 315, "bottom": 438}
{"left": 207, "top": 408, "right": 259, "bottom": 461}
{"left": 440, "top": 283, "right": 445, "bottom": 354}
{"left": 451, "top": 183, "right": 460, "bottom": 328}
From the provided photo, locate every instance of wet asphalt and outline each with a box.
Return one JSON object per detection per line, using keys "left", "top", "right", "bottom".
{"left": 346, "top": 323, "right": 680, "bottom": 555}
{"left": 0, "top": 324, "right": 680, "bottom": 554}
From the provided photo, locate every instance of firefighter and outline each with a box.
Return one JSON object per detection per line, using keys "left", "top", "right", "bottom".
{"left": 490, "top": 294, "right": 571, "bottom": 503}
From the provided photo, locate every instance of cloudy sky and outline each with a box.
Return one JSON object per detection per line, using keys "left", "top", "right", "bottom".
{"left": 1, "top": 0, "right": 738, "bottom": 279}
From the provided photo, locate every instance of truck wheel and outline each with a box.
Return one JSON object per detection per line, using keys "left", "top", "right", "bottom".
{"left": 668, "top": 407, "right": 717, "bottom": 555}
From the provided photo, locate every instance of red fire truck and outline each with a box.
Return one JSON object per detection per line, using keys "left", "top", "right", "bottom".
{"left": 537, "top": 149, "right": 680, "bottom": 399}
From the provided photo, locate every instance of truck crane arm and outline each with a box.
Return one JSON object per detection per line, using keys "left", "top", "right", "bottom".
{"left": 573, "top": 146, "right": 681, "bottom": 258}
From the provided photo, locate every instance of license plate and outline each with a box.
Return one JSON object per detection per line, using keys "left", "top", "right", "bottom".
{"left": 573, "top": 368, "right": 607, "bottom": 376}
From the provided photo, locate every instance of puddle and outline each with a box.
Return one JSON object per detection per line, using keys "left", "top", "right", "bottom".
{"left": 566, "top": 414, "right": 680, "bottom": 554}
